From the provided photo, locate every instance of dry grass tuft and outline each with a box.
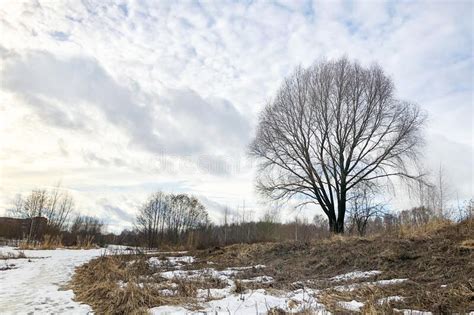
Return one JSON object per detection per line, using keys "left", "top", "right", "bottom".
{"left": 234, "top": 279, "right": 245, "bottom": 293}
{"left": 396, "top": 218, "right": 452, "bottom": 239}
{"left": 18, "top": 234, "right": 100, "bottom": 250}
{"left": 460, "top": 239, "right": 474, "bottom": 249}
{"left": 18, "top": 234, "right": 63, "bottom": 250}
{"left": 69, "top": 253, "right": 176, "bottom": 314}
{"left": 175, "top": 278, "right": 198, "bottom": 297}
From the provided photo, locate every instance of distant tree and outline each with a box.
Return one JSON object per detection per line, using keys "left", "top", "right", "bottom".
{"left": 10, "top": 186, "right": 75, "bottom": 237}
{"left": 250, "top": 58, "right": 425, "bottom": 233}
{"left": 347, "top": 185, "right": 385, "bottom": 236}
{"left": 70, "top": 215, "right": 103, "bottom": 245}
{"left": 44, "top": 186, "right": 75, "bottom": 234}
{"left": 136, "top": 192, "right": 170, "bottom": 248}
{"left": 135, "top": 192, "right": 209, "bottom": 248}
{"left": 10, "top": 189, "right": 49, "bottom": 242}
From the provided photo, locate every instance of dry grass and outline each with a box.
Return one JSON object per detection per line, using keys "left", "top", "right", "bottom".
{"left": 319, "top": 285, "right": 399, "bottom": 314}
{"left": 198, "top": 218, "right": 474, "bottom": 312}
{"left": 71, "top": 218, "right": 474, "bottom": 313}
{"left": 233, "top": 279, "right": 245, "bottom": 293}
{"left": 69, "top": 253, "right": 175, "bottom": 314}
{"left": 18, "top": 234, "right": 63, "bottom": 250}
{"left": 18, "top": 234, "right": 99, "bottom": 250}
{"left": 69, "top": 251, "right": 229, "bottom": 314}
{"left": 396, "top": 218, "right": 453, "bottom": 238}
{"left": 460, "top": 239, "right": 474, "bottom": 249}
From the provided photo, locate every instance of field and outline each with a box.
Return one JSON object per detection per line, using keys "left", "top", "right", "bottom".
{"left": 67, "top": 219, "right": 473, "bottom": 314}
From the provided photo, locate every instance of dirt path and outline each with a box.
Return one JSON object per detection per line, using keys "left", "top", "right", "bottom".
{"left": 0, "top": 247, "right": 103, "bottom": 314}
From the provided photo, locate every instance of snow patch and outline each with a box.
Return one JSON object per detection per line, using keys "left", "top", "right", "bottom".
{"left": 148, "top": 256, "right": 195, "bottom": 268}
{"left": 378, "top": 295, "right": 404, "bottom": 304}
{"left": 241, "top": 275, "right": 274, "bottom": 283}
{"left": 338, "top": 300, "right": 364, "bottom": 311}
{"left": 150, "top": 305, "right": 190, "bottom": 314}
{"left": 335, "top": 278, "right": 408, "bottom": 291}
{"left": 396, "top": 309, "right": 433, "bottom": 315}
{"left": 331, "top": 270, "right": 382, "bottom": 281}
{"left": 152, "top": 288, "right": 327, "bottom": 315}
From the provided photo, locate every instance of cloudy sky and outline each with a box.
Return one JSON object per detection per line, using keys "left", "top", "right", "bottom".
{"left": 0, "top": 0, "right": 472, "bottom": 232}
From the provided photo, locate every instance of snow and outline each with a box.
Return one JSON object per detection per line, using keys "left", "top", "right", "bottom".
{"left": 150, "top": 260, "right": 328, "bottom": 314}
{"left": 335, "top": 278, "right": 408, "bottom": 292}
{"left": 241, "top": 275, "right": 274, "bottom": 283}
{"left": 159, "top": 265, "right": 263, "bottom": 282}
{"left": 150, "top": 305, "right": 190, "bottom": 314}
{"left": 0, "top": 246, "right": 103, "bottom": 314}
{"left": 149, "top": 256, "right": 195, "bottom": 268}
{"left": 330, "top": 270, "right": 382, "bottom": 281}
{"left": 338, "top": 300, "right": 364, "bottom": 311}
{"left": 375, "top": 278, "right": 408, "bottom": 285}
{"left": 396, "top": 310, "right": 433, "bottom": 315}
{"left": 378, "top": 296, "right": 404, "bottom": 304}
{"left": 151, "top": 288, "right": 327, "bottom": 315}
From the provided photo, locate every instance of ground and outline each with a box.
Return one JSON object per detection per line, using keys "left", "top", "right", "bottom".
{"left": 0, "top": 246, "right": 103, "bottom": 314}
{"left": 1, "top": 220, "right": 472, "bottom": 314}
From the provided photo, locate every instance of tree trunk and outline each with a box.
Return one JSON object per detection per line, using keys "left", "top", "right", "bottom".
{"left": 328, "top": 204, "right": 345, "bottom": 234}
{"left": 328, "top": 216, "right": 344, "bottom": 234}
{"left": 329, "top": 218, "right": 344, "bottom": 234}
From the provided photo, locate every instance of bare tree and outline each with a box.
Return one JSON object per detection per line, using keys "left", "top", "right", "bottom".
{"left": 44, "top": 186, "right": 75, "bottom": 234}
{"left": 414, "top": 164, "right": 452, "bottom": 218}
{"left": 10, "top": 186, "right": 75, "bottom": 237}
{"left": 250, "top": 58, "right": 425, "bottom": 233}
{"left": 9, "top": 190, "right": 48, "bottom": 242}
{"left": 347, "top": 185, "right": 385, "bottom": 236}
{"left": 135, "top": 192, "right": 209, "bottom": 248}
{"left": 136, "top": 191, "right": 170, "bottom": 248}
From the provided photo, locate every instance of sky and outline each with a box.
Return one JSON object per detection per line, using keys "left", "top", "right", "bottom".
{"left": 0, "top": 0, "right": 472, "bottom": 232}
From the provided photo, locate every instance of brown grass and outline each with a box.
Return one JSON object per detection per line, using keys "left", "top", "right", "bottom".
{"left": 197, "top": 218, "right": 474, "bottom": 312}
{"left": 18, "top": 234, "right": 63, "bottom": 250}
{"left": 18, "top": 234, "right": 100, "bottom": 250}
{"left": 396, "top": 218, "right": 453, "bottom": 238}
{"left": 69, "top": 251, "right": 229, "bottom": 313}
{"left": 69, "top": 253, "right": 175, "bottom": 314}
{"left": 71, "top": 218, "right": 474, "bottom": 313}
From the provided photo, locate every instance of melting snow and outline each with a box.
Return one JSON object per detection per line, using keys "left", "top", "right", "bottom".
{"left": 241, "top": 275, "right": 274, "bottom": 283}
{"left": 151, "top": 288, "right": 327, "bottom": 314}
{"left": 335, "top": 278, "right": 408, "bottom": 292}
{"left": 330, "top": 270, "right": 382, "bottom": 281}
{"left": 338, "top": 300, "right": 364, "bottom": 311}
{"left": 149, "top": 256, "right": 195, "bottom": 268}
{"left": 378, "top": 295, "right": 404, "bottom": 304}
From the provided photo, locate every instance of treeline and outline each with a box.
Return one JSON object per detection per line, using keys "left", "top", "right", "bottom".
{"left": 117, "top": 194, "right": 473, "bottom": 249}
{"left": 4, "top": 186, "right": 472, "bottom": 249}
{"left": 7, "top": 186, "right": 105, "bottom": 247}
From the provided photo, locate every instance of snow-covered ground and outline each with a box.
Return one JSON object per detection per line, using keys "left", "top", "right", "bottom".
{"left": 0, "top": 246, "right": 104, "bottom": 314}
{"left": 0, "top": 247, "right": 437, "bottom": 315}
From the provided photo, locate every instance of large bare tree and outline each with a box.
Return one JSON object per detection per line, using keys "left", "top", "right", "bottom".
{"left": 249, "top": 58, "right": 425, "bottom": 233}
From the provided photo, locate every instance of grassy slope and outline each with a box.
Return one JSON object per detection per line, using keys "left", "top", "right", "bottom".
{"left": 70, "top": 219, "right": 473, "bottom": 314}
{"left": 198, "top": 219, "right": 473, "bottom": 312}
